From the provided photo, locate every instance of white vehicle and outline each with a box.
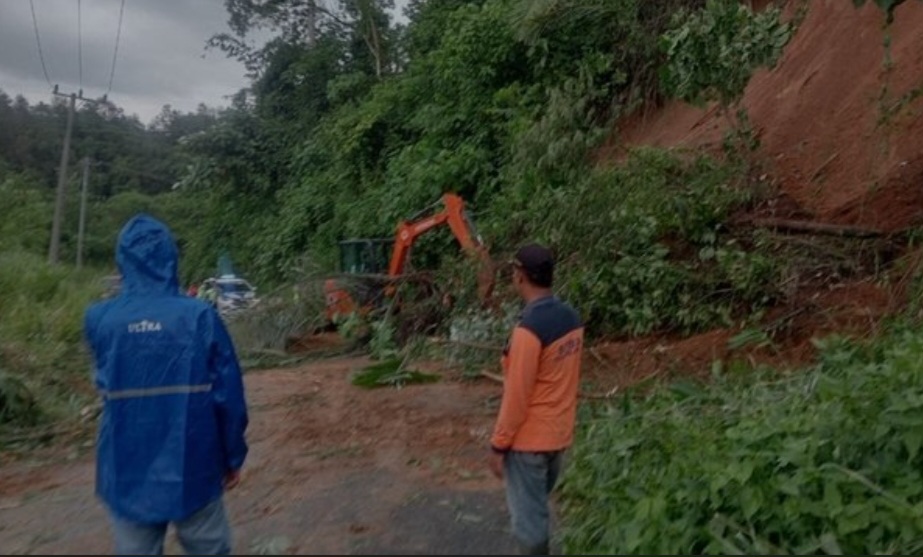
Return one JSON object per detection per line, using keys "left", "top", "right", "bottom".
{"left": 100, "top": 274, "right": 122, "bottom": 299}
{"left": 207, "top": 275, "right": 259, "bottom": 315}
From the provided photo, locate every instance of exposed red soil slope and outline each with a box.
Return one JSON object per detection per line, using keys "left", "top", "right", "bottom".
{"left": 584, "top": 277, "right": 897, "bottom": 393}
{"left": 615, "top": 0, "right": 923, "bottom": 232}
{"left": 585, "top": 0, "right": 923, "bottom": 389}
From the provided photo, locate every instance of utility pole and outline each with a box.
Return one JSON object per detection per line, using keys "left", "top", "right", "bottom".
{"left": 47, "top": 86, "right": 108, "bottom": 265}
{"left": 48, "top": 91, "right": 76, "bottom": 265}
{"left": 76, "top": 156, "right": 91, "bottom": 269}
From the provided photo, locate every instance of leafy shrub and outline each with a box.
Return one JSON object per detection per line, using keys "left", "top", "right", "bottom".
{"left": 661, "top": 0, "right": 793, "bottom": 111}
{"left": 512, "top": 0, "right": 708, "bottom": 111}
{"left": 494, "top": 148, "right": 775, "bottom": 336}
{"left": 560, "top": 326, "right": 923, "bottom": 554}
{"left": 0, "top": 174, "right": 52, "bottom": 255}
{"left": 368, "top": 317, "right": 399, "bottom": 360}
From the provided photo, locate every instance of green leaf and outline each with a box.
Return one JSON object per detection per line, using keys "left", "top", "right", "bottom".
{"left": 819, "top": 533, "right": 844, "bottom": 555}
{"left": 824, "top": 481, "right": 844, "bottom": 516}
{"left": 740, "top": 486, "right": 763, "bottom": 520}
{"left": 903, "top": 430, "right": 923, "bottom": 460}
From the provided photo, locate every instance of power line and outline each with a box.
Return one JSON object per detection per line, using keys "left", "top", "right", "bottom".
{"left": 77, "top": 0, "right": 83, "bottom": 90}
{"left": 106, "top": 0, "right": 126, "bottom": 95}
{"left": 29, "top": 0, "right": 53, "bottom": 88}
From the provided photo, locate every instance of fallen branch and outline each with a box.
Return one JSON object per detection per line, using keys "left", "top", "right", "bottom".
{"left": 581, "top": 386, "right": 621, "bottom": 400}
{"left": 589, "top": 347, "right": 622, "bottom": 375}
{"left": 746, "top": 218, "right": 884, "bottom": 238}
{"left": 0, "top": 422, "right": 90, "bottom": 445}
{"left": 810, "top": 152, "right": 840, "bottom": 182}
{"left": 243, "top": 348, "right": 291, "bottom": 358}
{"left": 480, "top": 370, "right": 504, "bottom": 383}
{"left": 763, "top": 306, "right": 810, "bottom": 333}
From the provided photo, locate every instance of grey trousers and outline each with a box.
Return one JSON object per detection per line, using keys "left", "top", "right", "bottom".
{"left": 110, "top": 497, "right": 231, "bottom": 555}
{"left": 504, "top": 450, "right": 563, "bottom": 555}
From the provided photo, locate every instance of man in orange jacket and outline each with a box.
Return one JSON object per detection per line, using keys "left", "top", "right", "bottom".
{"left": 489, "top": 243, "right": 584, "bottom": 555}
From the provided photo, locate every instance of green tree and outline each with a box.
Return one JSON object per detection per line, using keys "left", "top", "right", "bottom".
{"left": 660, "top": 0, "right": 792, "bottom": 117}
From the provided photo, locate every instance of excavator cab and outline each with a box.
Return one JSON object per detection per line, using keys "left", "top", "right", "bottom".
{"left": 325, "top": 238, "right": 395, "bottom": 319}
{"left": 338, "top": 238, "right": 393, "bottom": 275}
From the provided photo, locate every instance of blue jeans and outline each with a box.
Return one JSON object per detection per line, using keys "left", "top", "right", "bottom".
{"left": 504, "top": 450, "right": 563, "bottom": 555}
{"left": 110, "top": 497, "right": 231, "bottom": 555}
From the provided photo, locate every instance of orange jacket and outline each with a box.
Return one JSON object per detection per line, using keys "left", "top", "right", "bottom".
{"left": 491, "top": 296, "right": 583, "bottom": 453}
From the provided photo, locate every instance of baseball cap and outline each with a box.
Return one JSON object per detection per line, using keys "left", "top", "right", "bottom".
{"left": 512, "top": 243, "right": 554, "bottom": 286}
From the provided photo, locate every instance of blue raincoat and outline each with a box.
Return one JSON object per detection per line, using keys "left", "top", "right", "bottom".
{"left": 84, "top": 214, "right": 248, "bottom": 523}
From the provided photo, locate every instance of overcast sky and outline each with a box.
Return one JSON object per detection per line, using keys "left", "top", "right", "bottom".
{"left": 0, "top": 0, "right": 408, "bottom": 126}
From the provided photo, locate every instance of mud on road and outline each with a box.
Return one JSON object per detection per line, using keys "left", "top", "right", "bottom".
{"left": 0, "top": 357, "right": 518, "bottom": 555}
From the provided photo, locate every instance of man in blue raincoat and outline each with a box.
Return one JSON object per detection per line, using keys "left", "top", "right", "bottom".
{"left": 84, "top": 214, "right": 249, "bottom": 555}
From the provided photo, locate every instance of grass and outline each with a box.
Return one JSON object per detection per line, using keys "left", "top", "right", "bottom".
{"left": 0, "top": 251, "right": 105, "bottom": 433}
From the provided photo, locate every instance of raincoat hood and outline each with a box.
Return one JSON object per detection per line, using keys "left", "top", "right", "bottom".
{"left": 116, "top": 214, "right": 180, "bottom": 296}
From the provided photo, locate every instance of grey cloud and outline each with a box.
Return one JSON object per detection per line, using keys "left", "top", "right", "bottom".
{"left": 0, "top": 0, "right": 248, "bottom": 122}
{"left": 1, "top": 0, "right": 410, "bottom": 123}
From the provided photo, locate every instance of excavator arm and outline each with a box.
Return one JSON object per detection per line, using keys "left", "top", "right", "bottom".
{"left": 387, "top": 193, "right": 495, "bottom": 305}
{"left": 323, "top": 193, "right": 496, "bottom": 327}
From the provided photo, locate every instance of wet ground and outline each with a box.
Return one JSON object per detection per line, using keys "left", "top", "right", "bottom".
{"left": 0, "top": 356, "right": 517, "bottom": 555}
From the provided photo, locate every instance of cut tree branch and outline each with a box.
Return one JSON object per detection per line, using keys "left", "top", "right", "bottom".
{"left": 744, "top": 218, "right": 884, "bottom": 238}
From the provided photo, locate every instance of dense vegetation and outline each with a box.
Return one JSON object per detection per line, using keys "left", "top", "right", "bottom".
{"left": 1, "top": 0, "right": 794, "bottom": 337}
{"left": 0, "top": 92, "right": 216, "bottom": 268}
{"left": 560, "top": 323, "right": 923, "bottom": 554}
{"left": 4, "top": 0, "right": 923, "bottom": 552}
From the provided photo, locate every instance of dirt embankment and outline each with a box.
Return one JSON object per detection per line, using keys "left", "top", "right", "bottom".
{"left": 617, "top": 0, "right": 923, "bottom": 233}
{"left": 586, "top": 0, "right": 923, "bottom": 389}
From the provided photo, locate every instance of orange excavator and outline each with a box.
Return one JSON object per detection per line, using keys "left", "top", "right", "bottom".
{"left": 323, "top": 193, "right": 495, "bottom": 325}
